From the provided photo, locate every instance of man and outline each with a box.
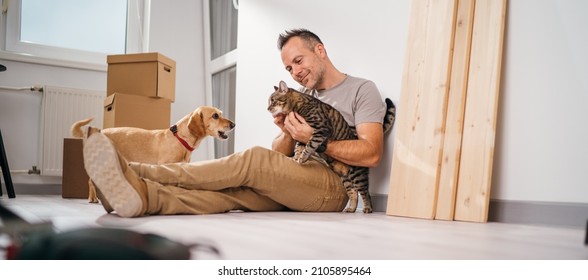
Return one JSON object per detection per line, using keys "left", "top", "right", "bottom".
{"left": 82, "top": 28, "right": 387, "bottom": 217}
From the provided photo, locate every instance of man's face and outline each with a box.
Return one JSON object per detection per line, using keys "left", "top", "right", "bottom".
{"left": 280, "top": 37, "right": 326, "bottom": 89}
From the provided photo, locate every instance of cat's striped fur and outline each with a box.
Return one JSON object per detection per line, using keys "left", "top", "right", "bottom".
{"left": 268, "top": 81, "right": 396, "bottom": 213}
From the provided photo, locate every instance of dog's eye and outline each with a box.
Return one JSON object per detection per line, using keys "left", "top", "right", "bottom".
{"left": 212, "top": 113, "right": 219, "bottom": 119}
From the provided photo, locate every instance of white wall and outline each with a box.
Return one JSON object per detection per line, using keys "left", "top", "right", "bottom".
{"left": 235, "top": 0, "right": 588, "bottom": 203}
{"left": 491, "top": 0, "right": 588, "bottom": 203}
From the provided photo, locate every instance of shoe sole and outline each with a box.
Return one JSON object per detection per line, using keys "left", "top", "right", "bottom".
{"left": 94, "top": 185, "right": 114, "bottom": 214}
{"left": 83, "top": 133, "right": 142, "bottom": 218}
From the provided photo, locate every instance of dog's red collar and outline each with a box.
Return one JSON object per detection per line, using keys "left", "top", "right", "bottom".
{"left": 170, "top": 125, "right": 195, "bottom": 152}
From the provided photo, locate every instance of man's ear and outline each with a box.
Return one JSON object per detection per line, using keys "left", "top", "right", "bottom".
{"left": 315, "top": 43, "right": 327, "bottom": 57}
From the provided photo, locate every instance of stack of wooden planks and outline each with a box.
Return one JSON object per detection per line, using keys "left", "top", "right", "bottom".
{"left": 386, "top": 0, "right": 506, "bottom": 223}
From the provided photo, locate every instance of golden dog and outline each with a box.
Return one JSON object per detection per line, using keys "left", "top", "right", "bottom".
{"left": 71, "top": 106, "right": 235, "bottom": 208}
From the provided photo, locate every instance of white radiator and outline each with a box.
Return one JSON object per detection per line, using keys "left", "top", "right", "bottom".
{"left": 39, "top": 86, "right": 104, "bottom": 176}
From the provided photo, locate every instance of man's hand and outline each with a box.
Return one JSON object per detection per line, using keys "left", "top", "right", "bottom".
{"left": 273, "top": 114, "right": 287, "bottom": 132}
{"left": 272, "top": 113, "right": 297, "bottom": 156}
{"left": 283, "top": 112, "right": 313, "bottom": 144}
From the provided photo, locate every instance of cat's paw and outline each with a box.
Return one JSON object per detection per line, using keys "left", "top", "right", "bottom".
{"left": 343, "top": 208, "right": 356, "bottom": 213}
{"left": 295, "top": 152, "right": 311, "bottom": 164}
{"left": 363, "top": 207, "right": 373, "bottom": 214}
{"left": 331, "top": 161, "right": 350, "bottom": 176}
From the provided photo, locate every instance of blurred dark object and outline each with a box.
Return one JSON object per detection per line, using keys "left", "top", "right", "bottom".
{"left": 2, "top": 202, "right": 221, "bottom": 259}
{"left": 1, "top": 130, "right": 16, "bottom": 198}
{"left": 0, "top": 64, "right": 6, "bottom": 72}
{"left": 13, "top": 227, "right": 192, "bottom": 260}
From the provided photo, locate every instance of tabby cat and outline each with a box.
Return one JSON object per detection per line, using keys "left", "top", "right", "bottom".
{"left": 267, "top": 80, "right": 396, "bottom": 213}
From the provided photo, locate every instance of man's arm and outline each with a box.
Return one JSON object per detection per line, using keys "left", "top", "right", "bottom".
{"left": 272, "top": 131, "right": 296, "bottom": 156}
{"left": 323, "top": 122, "right": 384, "bottom": 168}
{"left": 271, "top": 114, "right": 296, "bottom": 156}
{"left": 283, "top": 112, "right": 384, "bottom": 168}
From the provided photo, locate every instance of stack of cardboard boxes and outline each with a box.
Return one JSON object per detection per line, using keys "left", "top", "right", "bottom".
{"left": 62, "top": 52, "right": 176, "bottom": 198}
{"left": 104, "top": 52, "right": 176, "bottom": 129}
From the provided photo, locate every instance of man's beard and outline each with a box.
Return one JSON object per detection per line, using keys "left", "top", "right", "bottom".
{"left": 305, "top": 67, "right": 325, "bottom": 90}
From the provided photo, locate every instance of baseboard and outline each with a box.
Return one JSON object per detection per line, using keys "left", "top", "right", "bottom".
{"left": 8, "top": 184, "right": 61, "bottom": 195}
{"left": 487, "top": 199, "right": 588, "bottom": 228}
{"left": 371, "top": 194, "right": 390, "bottom": 213}
{"left": 372, "top": 194, "right": 588, "bottom": 228}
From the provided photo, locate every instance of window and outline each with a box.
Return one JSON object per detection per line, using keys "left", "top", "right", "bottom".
{"left": 211, "top": 66, "right": 237, "bottom": 158}
{"left": 204, "top": 0, "right": 238, "bottom": 158}
{"left": 209, "top": 0, "right": 238, "bottom": 60}
{"left": 1, "top": 0, "right": 145, "bottom": 70}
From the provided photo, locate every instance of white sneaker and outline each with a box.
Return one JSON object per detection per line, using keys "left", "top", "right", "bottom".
{"left": 83, "top": 133, "right": 147, "bottom": 218}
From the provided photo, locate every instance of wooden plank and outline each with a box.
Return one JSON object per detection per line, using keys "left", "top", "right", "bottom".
{"left": 454, "top": 0, "right": 507, "bottom": 223}
{"left": 435, "top": 0, "right": 475, "bottom": 220}
{"left": 387, "top": 0, "right": 457, "bottom": 219}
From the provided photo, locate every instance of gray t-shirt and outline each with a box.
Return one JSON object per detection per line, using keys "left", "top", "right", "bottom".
{"left": 302, "top": 75, "right": 386, "bottom": 127}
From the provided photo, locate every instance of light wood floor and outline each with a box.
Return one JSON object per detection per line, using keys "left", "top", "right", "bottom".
{"left": 1, "top": 195, "right": 586, "bottom": 260}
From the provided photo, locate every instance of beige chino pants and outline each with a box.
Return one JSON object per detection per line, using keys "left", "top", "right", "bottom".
{"left": 128, "top": 146, "right": 348, "bottom": 215}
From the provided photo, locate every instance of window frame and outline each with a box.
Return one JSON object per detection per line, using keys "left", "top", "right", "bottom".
{"left": 203, "top": 0, "right": 238, "bottom": 158}
{"left": 0, "top": 0, "right": 148, "bottom": 71}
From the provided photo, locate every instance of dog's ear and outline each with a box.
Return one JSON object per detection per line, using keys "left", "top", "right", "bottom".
{"left": 187, "top": 109, "right": 206, "bottom": 137}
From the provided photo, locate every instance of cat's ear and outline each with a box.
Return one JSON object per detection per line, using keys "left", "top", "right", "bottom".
{"left": 274, "top": 86, "right": 278, "bottom": 91}
{"left": 279, "top": 80, "right": 288, "bottom": 93}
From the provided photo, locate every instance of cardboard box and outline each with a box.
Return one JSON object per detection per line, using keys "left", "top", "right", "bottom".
{"left": 107, "top": 52, "right": 176, "bottom": 102}
{"left": 62, "top": 138, "right": 89, "bottom": 199}
{"left": 103, "top": 93, "right": 171, "bottom": 130}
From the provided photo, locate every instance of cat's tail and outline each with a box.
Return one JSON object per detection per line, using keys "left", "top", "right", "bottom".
{"left": 382, "top": 98, "right": 396, "bottom": 134}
